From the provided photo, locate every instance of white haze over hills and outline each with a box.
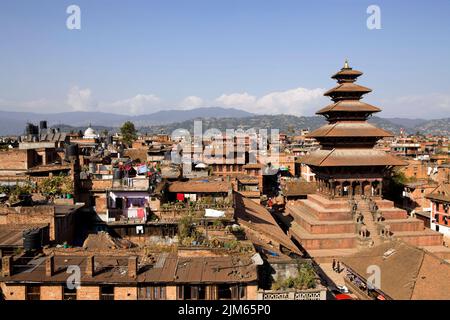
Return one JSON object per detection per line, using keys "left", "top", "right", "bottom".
{"left": 0, "top": 107, "right": 448, "bottom": 136}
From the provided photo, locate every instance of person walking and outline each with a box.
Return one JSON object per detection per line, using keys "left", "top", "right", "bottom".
{"left": 336, "top": 261, "right": 341, "bottom": 273}
{"left": 332, "top": 259, "right": 336, "bottom": 272}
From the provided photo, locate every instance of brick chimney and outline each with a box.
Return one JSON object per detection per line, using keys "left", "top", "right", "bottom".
{"left": 45, "top": 255, "right": 55, "bottom": 277}
{"left": 86, "top": 255, "right": 95, "bottom": 277}
{"left": 128, "top": 256, "right": 138, "bottom": 278}
{"left": 2, "top": 256, "right": 13, "bottom": 277}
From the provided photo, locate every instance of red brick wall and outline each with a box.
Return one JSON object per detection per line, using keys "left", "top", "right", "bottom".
{"left": 95, "top": 195, "right": 108, "bottom": 213}
{"left": 0, "top": 149, "right": 32, "bottom": 170}
{"left": 92, "top": 179, "right": 113, "bottom": 191}
{"left": 0, "top": 206, "right": 55, "bottom": 240}
{"left": 40, "top": 285, "right": 62, "bottom": 300}
{"left": 398, "top": 233, "right": 443, "bottom": 246}
{"left": 0, "top": 284, "right": 26, "bottom": 300}
{"left": 114, "top": 286, "right": 137, "bottom": 300}
{"left": 386, "top": 220, "right": 424, "bottom": 232}
{"left": 293, "top": 235, "right": 356, "bottom": 250}
{"left": 77, "top": 286, "right": 100, "bottom": 300}
{"left": 401, "top": 160, "right": 428, "bottom": 180}
{"left": 166, "top": 285, "right": 177, "bottom": 300}
{"left": 246, "top": 285, "right": 258, "bottom": 300}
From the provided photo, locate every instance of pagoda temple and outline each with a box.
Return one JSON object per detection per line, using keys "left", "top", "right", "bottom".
{"left": 277, "top": 62, "right": 445, "bottom": 261}
{"left": 302, "top": 60, "right": 406, "bottom": 199}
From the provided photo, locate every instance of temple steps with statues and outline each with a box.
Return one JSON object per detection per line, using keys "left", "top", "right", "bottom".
{"left": 355, "top": 198, "right": 442, "bottom": 245}
{"left": 363, "top": 198, "right": 408, "bottom": 219}
{"left": 357, "top": 202, "right": 382, "bottom": 246}
{"left": 282, "top": 193, "right": 445, "bottom": 260}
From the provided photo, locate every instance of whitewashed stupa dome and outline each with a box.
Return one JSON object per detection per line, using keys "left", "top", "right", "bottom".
{"left": 83, "top": 126, "right": 99, "bottom": 139}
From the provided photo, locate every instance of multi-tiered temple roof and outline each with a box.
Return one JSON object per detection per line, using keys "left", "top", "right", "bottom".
{"left": 303, "top": 61, "right": 406, "bottom": 167}
{"left": 281, "top": 62, "right": 445, "bottom": 261}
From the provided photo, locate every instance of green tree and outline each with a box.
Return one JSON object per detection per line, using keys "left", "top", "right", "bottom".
{"left": 384, "top": 169, "right": 411, "bottom": 203}
{"left": 120, "top": 121, "right": 137, "bottom": 146}
{"left": 271, "top": 262, "right": 317, "bottom": 290}
{"left": 38, "top": 174, "right": 73, "bottom": 196}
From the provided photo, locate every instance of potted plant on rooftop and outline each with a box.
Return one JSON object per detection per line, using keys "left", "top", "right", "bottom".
{"left": 61, "top": 176, "right": 74, "bottom": 199}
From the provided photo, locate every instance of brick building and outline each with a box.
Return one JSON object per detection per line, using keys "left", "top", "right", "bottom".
{"left": 0, "top": 252, "right": 258, "bottom": 300}
{"left": 426, "top": 183, "right": 450, "bottom": 237}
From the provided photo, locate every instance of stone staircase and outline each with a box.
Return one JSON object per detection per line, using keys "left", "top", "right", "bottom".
{"left": 355, "top": 199, "right": 382, "bottom": 247}
{"left": 356, "top": 197, "right": 444, "bottom": 247}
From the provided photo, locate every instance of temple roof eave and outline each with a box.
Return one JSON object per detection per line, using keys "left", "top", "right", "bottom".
{"left": 301, "top": 149, "right": 408, "bottom": 167}
{"left": 316, "top": 100, "right": 381, "bottom": 114}
{"left": 307, "top": 122, "right": 394, "bottom": 138}
{"left": 324, "top": 83, "right": 372, "bottom": 96}
{"left": 331, "top": 69, "right": 363, "bottom": 79}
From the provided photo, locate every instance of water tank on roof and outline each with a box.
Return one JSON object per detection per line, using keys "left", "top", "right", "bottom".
{"left": 39, "top": 121, "right": 47, "bottom": 130}
{"left": 23, "top": 228, "right": 43, "bottom": 252}
{"left": 25, "top": 123, "right": 38, "bottom": 136}
{"left": 66, "top": 144, "right": 79, "bottom": 158}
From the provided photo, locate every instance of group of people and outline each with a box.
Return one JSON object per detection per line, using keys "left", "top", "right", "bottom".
{"left": 332, "top": 259, "right": 341, "bottom": 273}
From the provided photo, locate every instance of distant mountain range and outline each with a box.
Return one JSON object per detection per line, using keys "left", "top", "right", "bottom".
{"left": 0, "top": 107, "right": 449, "bottom": 136}
{"left": 0, "top": 107, "right": 253, "bottom": 136}
{"left": 139, "top": 115, "right": 425, "bottom": 136}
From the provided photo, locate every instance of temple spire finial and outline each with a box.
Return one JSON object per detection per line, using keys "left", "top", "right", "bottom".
{"left": 343, "top": 59, "right": 350, "bottom": 69}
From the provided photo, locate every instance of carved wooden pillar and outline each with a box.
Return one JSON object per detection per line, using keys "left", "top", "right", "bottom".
{"left": 331, "top": 180, "right": 335, "bottom": 197}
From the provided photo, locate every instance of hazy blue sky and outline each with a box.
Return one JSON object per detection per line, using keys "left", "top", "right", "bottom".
{"left": 0, "top": 0, "right": 449, "bottom": 118}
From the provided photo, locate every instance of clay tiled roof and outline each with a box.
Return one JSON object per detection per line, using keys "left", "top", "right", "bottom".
{"left": 238, "top": 190, "right": 260, "bottom": 198}
{"left": 243, "top": 163, "right": 264, "bottom": 169}
{"left": 234, "top": 192, "right": 301, "bottom": 255}
{"left": 404, "top": 180, "right": 437, "bottom": 189}
{"left": 0, "top": 224, "right": 48, "bottom": 247}
{"left": 236, "top": 176, "right": 259, "bottom": 184}
{"left": 341, "top": 241, "right": 450, "bottom": 300}
{"left": 0, "top": 253, "right": 257, "bottom": 285}
{"left": 301, "top": 148, "right": 407, "bottom": 167}
{"left": 174, "top": 256, "right": 257, "bottom": 283}
{"left": 410, "top": 253, "right": 450, "bottom": 300}
{"left": 331, "top": 68, "right": 363, "bottom": 79}
{"left": 316, "top": 100, "right": 381, "bottom": 114}
{"left": 168, "top": 181, "right": 231, "bottom": 193}
{"left": 27, "top": 164, "right": 71, "bottom": 173}
{"left": 282, "top": 181, "right": 317, "bottom": 197}
{"left": 308, "top": 122, "right": 393, "bottom": 138}
{"left": 426, "top": 183, "right": 450, "bottom": 202}
{"left": 1, "top": 254, "right": 178, "bottom": 284}
{"left": 324, "top": 83, "right": 372, "bottom": 96}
